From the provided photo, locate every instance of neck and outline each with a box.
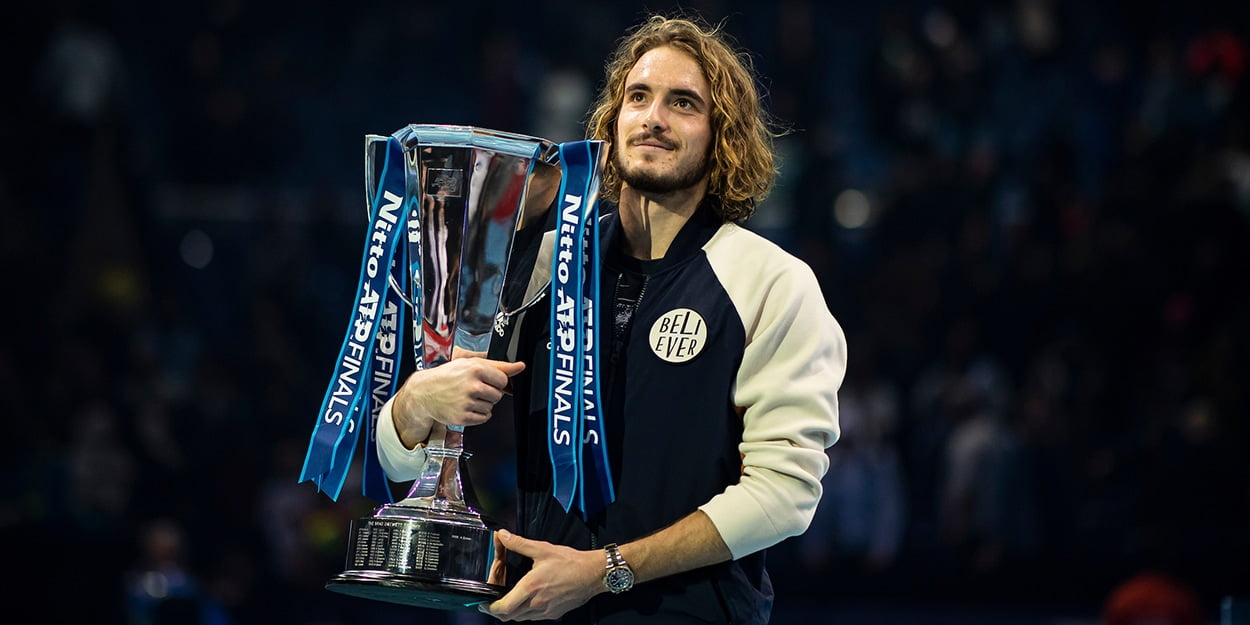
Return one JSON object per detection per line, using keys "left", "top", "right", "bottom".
{"left": 616, "top": 183, "right": 707, "bottom": 260}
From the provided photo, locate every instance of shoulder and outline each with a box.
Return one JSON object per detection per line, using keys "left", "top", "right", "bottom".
{"left": 702, "top": 223, "right": 819, "bottom": 290}
{"left": 701, "top": 222, "right": 835, "bottom": 341}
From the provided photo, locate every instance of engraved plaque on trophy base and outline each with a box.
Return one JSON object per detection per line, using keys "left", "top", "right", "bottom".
{"left": 325, "top": 506, "right": 506, "bottom": 610}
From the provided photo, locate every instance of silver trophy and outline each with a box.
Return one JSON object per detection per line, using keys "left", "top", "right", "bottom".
{"left": 325, "top": 125, "right": 564, "bottom": 610}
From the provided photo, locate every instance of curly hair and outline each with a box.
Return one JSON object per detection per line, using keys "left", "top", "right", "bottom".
{"left": 585, "top": 14, "right": 781, "bottom": 223}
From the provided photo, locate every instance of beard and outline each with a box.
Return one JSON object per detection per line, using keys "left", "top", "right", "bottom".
{"left": 615, "top": 141, "right": 711, "bottom": 195}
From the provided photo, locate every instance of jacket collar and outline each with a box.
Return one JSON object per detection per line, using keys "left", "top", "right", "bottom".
{"left": 600, "top": 196, "right": 725, "bottom": 273}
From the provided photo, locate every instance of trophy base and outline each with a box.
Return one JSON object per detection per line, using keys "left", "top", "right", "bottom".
{"left": 326, "top": 570, "right": 500, "bottom": 610}
{"left": 325, "top": 504, "right": 507, "bottom": 611}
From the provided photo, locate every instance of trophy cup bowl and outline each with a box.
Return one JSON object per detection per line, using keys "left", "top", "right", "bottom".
{"left": 324, "top": 125, "right": 563, "bottom": 610}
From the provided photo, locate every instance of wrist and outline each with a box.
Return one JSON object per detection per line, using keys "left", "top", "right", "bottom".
{"left": 601, "top": 543, "right": 636, "bottom": 594}
{"left": 391, "top": 392, "right": 432, "bottom": 450}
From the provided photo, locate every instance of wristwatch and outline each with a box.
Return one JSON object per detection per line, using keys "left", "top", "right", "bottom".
{"left": 602, "top": 543, "right": 635, "bottom": 594}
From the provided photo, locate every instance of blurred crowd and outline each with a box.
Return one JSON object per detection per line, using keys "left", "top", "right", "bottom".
{"left": 2, "top": 1, "right": 1248, "bottom": 624}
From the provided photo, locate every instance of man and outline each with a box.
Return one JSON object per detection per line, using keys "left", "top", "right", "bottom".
{"left": 377, "top": 14, "right": 846, "bottom": 624}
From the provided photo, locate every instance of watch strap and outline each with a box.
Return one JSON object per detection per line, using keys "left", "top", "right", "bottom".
{"left": 602, "top": 543, "right": 635, "bottom": 593}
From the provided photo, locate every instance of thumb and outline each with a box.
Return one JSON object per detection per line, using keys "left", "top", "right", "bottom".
{"left": 487, "top": 359, "right": 527, "bottom": 377}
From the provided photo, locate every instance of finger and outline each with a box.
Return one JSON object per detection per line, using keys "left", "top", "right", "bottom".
{"left": 456, "top": 402, "right": 494, "bottom": 425}
{"left": 478, "top": 362, "right": 522, "bottom": 390}
{"left": 468, "top": 383, "right": 504, "bottom": 405}
{"left": 495, "top": 529, "right": 541, "bottom": 558}
{"left": 483, "top": 581, "right": 534, "bottom": 619}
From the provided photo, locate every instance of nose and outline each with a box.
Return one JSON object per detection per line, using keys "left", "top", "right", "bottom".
{"left": 643, "top": 101, "right": 668, "bottom": 133}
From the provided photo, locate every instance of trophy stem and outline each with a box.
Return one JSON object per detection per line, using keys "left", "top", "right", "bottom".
{"left": 434, "top": 428, "right": 466, "bottom": 504}
{"left": 390, "top": 427, "right": 478, "bottom": 516}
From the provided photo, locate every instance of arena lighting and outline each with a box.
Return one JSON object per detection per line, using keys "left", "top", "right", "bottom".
{"left": 179, "top": 229, "right": 214, "bottom": 269}
{"left": 140, "top": 571, "right": 170, "bottom": 599}
{"left": 834, "top": 188, "right": 872, "bottom": 229}
{"left": 923, "top": 8, "right": 958, "bottom": 49}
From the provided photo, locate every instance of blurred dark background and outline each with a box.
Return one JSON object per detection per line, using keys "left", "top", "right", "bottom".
{"left": 3, "top": 0, "right": 1249, "bottom": 624}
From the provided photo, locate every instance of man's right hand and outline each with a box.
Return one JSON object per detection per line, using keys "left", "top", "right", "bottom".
{"left": 391, "top": 356, "right": 526, "bottom": 449}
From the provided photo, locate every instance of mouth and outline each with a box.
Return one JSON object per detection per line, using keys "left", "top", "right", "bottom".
{"left": 631, "top": 135, "right": 675, "bottom": 151}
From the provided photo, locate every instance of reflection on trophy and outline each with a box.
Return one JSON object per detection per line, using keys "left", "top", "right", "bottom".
{"left": 324, "top": 125, "right": 565, "bottom": 610}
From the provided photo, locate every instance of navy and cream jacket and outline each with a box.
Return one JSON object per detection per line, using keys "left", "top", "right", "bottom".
{"left": 380, "top": 200, "right": 846, "bottom": 624}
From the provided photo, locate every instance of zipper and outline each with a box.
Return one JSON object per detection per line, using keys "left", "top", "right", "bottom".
{"left": 609, "top": 273, "right": 648, "bottom": 368}
{"left": 589, "top": 271, "right": 646, "bottom": 625}
{"left": 590, "top": 531, "right": 599, "bottom": 624}
{"left": 634, "top": 279, "right": 649, "bottom": 322}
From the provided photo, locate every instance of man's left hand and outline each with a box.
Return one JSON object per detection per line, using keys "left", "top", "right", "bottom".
{"left": 479, "top": 529, "right": 604, "bottom": 621}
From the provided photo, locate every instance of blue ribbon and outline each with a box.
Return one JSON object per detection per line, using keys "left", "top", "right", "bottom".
{"left": 300, "top": 135, "right": 406, "bottom": 503}
{"left": 577, "top": 141, "right": 613, "bottom": 518}
{"left": 361, "top": 243, "right": 406, "bottom": 503}
{"left": 548, "top": 140, "right": 613, "bottom": 518}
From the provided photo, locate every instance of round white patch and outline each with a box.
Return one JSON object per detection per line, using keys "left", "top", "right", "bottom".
{"left": 648, "top": 308, "right": 707, "bottom": 363}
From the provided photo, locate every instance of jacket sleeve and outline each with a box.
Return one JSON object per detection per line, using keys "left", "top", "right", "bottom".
{"left": 698, "top": 228, "right": 846, "bottom": 559}
{"left": 375, "top": 397, "right": 428, "bottom": 482}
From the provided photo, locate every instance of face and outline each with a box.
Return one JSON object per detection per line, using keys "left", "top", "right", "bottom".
{"left": 614, "top": 45, "right": 713, "bottom": 196}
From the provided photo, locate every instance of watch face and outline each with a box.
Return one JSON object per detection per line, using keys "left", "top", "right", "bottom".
{"left": 606, "top": 567, "right": 634, "bottom": 592}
